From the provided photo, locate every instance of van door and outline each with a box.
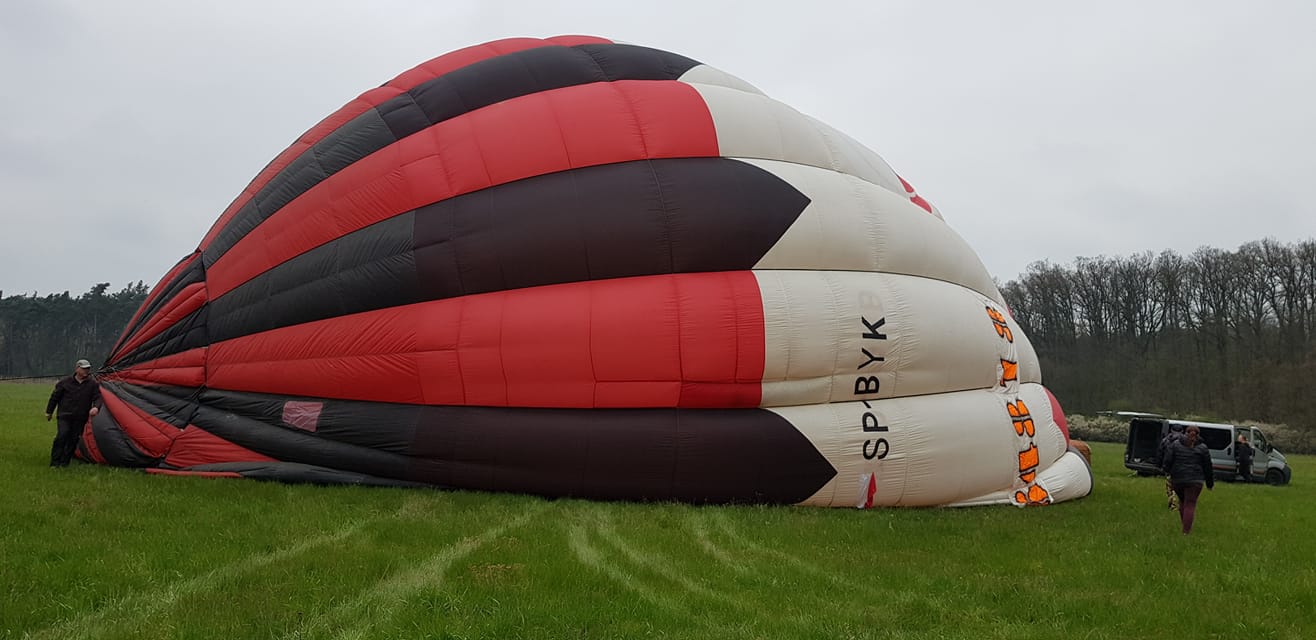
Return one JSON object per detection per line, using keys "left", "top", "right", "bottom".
{"left": 1194, "top": 425, "right": 1234, "bottom": 475}
{"left": 1249, "top": 429, "right": 1271, "bottom": 480}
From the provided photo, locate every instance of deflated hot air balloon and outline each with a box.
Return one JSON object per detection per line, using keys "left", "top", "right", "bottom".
{"left": 84, "top": 35, "right": 1092, "bottom": 508}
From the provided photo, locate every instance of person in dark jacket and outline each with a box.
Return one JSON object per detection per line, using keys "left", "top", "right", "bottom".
{"left": 1234, "top": 434, "right": 1255, "bottom": 483}
{"left": 44, "top": 359, "right": 102, "bottom": 467}
{"left": 1161, "top": 425, "right": 1214, "bottom": 534}
{"left": 1156, "top": 424, "right": 1186, "bottom": 465}
{"left": 1156, "top": 424, "right": 1187, "bottom": 509}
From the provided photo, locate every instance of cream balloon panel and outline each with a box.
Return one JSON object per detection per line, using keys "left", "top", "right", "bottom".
{"left": 689, "top": 83, "right": 913, "bottom": 205}
{"left": 745, "top": 158, "right": 1002, "bottom": 303}
{"left": 677, "top": 64, "right": 766, "bottom": 96}
{"left": 806, "top": 118, "right": 944, "bottom": 220}
{"left": 947, "top": 451, "right": 1094, "bottom": 508}
{"left": 681, "top": 65, "right": 919, "bottom": 212}
{"left": 771, "top": 382, "right": 1078, "bottom": 508}
{"left": 754, "top": 270, "right": 1040, "bottom": 408}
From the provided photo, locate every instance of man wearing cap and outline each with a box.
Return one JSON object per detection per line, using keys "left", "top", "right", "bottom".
{"left": 44, "top": 359, "right": 102, "bottom": 467}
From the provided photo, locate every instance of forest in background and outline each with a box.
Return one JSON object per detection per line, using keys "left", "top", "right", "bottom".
{"left": 2, "top": 239, "right": 1313, "bottom": 437}
{"left": 1001, "top": 238, "right": 1316, "bottom": 432}
{"left": 0, "top": 282, "right": 148, "bottom": 378}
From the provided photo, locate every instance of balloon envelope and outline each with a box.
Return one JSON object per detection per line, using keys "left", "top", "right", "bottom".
{"left": 87, "top": 36, "right": 1092, "bottom": 508}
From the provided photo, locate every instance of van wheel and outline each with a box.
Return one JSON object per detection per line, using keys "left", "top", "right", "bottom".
{"left": 1265, "top": 469, "right": 1286, "bottom": 486}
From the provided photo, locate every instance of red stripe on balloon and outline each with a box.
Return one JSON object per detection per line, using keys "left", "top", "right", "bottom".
{"left": 99, "top": 389, "right": 179, "bottom": 459}
{"left": 206, "top": 272, "right": 764, "bottom": 409}
{"left": 535, "top": 35, "right": 614, "bottom": 47}
{"left": 78, "top": 420, "right": 107, "bottom": 464}
{"left": 205, "top": 79, "right": 719, "bottom": 299}
{"left": 111, "top": 362, "right": 206, "bottom": 389}
{"left": 198, "top": 36, "right": 611, "bottom": 251}
{"left": 1045, "top": 386, "right": 1071, "bottom": 442}
{"left": 111, "top": 252, "right": 199, "bottom": 360}
{"left": 164, "top": 427, "right": 277, "bottom": 469}
{"left": 109, "top": 348, "right": 206, "bottom": 388}
{"left": 896, "top": 174, "right": 935, "bottom": 214}
{"left": 111, "top": 282, "right": 207, "bottom": 363}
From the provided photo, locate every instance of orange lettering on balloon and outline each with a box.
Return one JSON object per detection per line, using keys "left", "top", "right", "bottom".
{"left": 1006, "top": 400, "right": 1035, "bottom": 437}
{"left": 986, "top": 307, "right": 1014, "bottom": 343}
{"left": 1000, "top": 359, "right": 1019, "bottom": 385}
{"left": 1018, "top": 444, "right": 1039, "bottom": 473}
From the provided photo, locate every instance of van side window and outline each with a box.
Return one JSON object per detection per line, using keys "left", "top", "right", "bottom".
{"left": 1196, "top": 427, "right": 1232, "bottom": 450}
{"left": 1252, "top": 430, "right": 1268, "bottom": 451}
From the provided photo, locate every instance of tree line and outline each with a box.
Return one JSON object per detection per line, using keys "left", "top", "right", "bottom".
{"left": 0, "top": 282, "right": 149, "bottom": 378}
{"left": 1001, "top": 238, "right": 1316, "bottom": 430}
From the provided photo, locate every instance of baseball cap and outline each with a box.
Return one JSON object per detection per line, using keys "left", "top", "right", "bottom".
{"left": 76, "top": 359, "right": 92, "bottom": 369}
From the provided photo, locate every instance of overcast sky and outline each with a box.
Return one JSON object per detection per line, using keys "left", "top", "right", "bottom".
{"left": 2, "top": 0, "right": 1313, "bottom": 297}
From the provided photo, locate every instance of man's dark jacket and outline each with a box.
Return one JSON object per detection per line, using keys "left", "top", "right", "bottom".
{"left": 1156, "top": 430, "right": 1186, "bottom": 467}
{"left": 46, "top": 376, "right": 102, "bottom": 419}
{"left": 1235, "top": 441, "right": 1254, "bottom": 464}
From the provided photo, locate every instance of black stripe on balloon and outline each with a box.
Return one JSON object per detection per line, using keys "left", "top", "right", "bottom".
{"left": 203, "top": 157, "right": 810, "bottom": 344}
{"left": 191, "top": 388, "right": 837, "bottom": 505}
{"left": 109, "top": 257, "right": 205, "bottom": 364}
{"left": 185, "top": 461, "right": 430, "bottom": 488}
{"left": 200, "top": 387, "right": 418, "bottom": 454}
{"left": 206, "top": 213, "right": 418, "bottom": 345}
{"left": 409, "top": 405, "right": 837, "bottom": 505}
{"left": 203, "top": 43, "right": 701, "bottom": 267}
{"left": 108, "top": 381, "right": 199, "bottom": 428}
{"left": 187, "top": 400, "right": 416, "bottom": 482}
{"left": 100, "top": 382, "right": 414, "bottom": 479}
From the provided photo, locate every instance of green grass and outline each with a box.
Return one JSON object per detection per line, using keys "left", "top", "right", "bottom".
{"left": 3, "top": 381, "right": 1314, "bottom": 639}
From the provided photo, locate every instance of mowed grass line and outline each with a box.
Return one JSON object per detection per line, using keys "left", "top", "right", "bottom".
{"left": 2, "top": 381, "right": 1314, "bottom": 639}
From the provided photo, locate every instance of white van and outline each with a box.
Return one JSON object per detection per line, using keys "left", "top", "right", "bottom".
{"left": 1123, "top": 416, "right": 1292, "bottom": 485}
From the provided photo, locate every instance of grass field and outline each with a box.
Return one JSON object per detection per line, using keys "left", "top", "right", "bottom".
{"left": 2, "top": 382, "right": 1314, "bottom": 639}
